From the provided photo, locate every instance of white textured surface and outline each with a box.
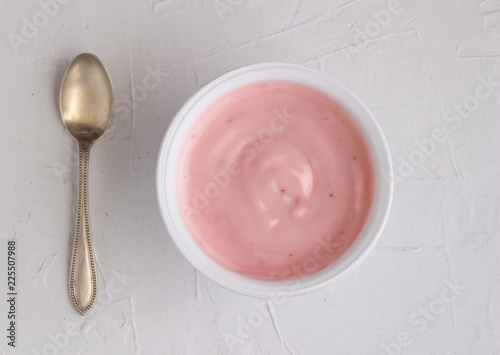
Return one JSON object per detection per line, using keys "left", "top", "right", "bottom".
{"left": 0, "top": 1, "right": 499, "bottom": 354}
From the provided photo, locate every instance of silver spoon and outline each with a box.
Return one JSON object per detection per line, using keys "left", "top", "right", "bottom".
{"left": 59, "top": 53, "right": 114, "bottom": 315}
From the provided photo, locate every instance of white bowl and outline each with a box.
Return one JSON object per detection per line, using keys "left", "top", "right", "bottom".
{"left": 157, "top": 63, "right": 393, "bottom": 298}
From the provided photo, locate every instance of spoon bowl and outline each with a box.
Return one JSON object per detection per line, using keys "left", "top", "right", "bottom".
{"left": 60, "top": 53, "right": 114, "bottom": 315}
{"left": 60, "top": 53, "right": 114, "bottom": 142}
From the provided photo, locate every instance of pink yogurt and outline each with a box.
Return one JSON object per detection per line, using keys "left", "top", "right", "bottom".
{"left": 176, "top": 81, "right": 375, "bottom": 281}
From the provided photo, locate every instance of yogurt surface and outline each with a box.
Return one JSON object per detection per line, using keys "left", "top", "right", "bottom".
{"left": 177, "top": 81, "right": 375, "bottom": 281}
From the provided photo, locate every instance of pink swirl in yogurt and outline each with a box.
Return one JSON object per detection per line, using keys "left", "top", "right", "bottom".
{"left": 177, "top": 81, "right": 375, "bottom": 281}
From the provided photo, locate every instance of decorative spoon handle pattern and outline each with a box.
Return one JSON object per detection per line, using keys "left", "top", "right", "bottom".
{"left": 69, "top": 141, "right": 97, "bottom": 315}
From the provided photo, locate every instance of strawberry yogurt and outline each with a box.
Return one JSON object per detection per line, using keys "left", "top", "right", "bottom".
{"left": 176, "top": 81, "right": 375, "bottom": 281}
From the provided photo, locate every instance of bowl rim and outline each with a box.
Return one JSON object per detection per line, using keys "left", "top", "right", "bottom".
{"left": 157, "top": 62, "right": 393, "bottom": 298}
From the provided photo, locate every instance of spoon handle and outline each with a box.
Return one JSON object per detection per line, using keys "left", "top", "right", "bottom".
{"left": 69, "top": 141, "right": 98, "bottom": 315}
